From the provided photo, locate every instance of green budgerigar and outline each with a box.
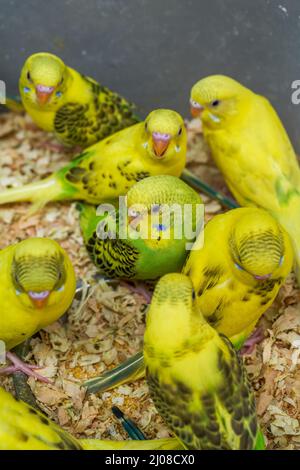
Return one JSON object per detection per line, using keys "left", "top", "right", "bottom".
{"left": 79, "top": 175, "right": 203, "bottom": 280}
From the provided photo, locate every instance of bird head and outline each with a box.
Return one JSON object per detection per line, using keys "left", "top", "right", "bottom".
{"left": 11, "top": 238, "right": 68, "bottom": 309}
{"left": 20, "top": 52, "right": 69, "bottom": 108}
{"left": 190, "top": 75, "right": 251, "bottom": 128}
{"left": 229, "top": 209, "right": 286, "bottom": 282}
{"left": 142, "top": 109, "right": 186, "bottom": 161}
{"left": 144, "top": 273, "right": 202, "bottom": 353}
{"left": 126, "top": 175, "right": 202, "bottom": 238}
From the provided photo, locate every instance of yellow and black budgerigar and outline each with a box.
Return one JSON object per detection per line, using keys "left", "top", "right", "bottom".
{"left": 0, "top": 386, "right": 182, "bottom": 450}
{"left": 189, "top": 74, "right": 300, "bottom": 283}
{"left": 0, "top": 109, "right": 186, "bottom": 212}
{"left": 0, "top": 238, "right": 76, "bottom": 381}
{"left": 84, "top": 207, "right": 292, "bottom": 394}
{"left": 19, "top": 52, "right": 139, "bottom": 147}
{"left": 144, "top": 273, "right": 265, "bottom": 450}
{"left": 79, "top": 175, "right": 203, "bottom": 280}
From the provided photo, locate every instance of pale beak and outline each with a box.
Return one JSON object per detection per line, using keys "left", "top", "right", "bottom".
{"left": 35, "top": 84, "right": 55, "bottom": 105}
{"left": 190, "top": 99, "right": 204, "bottom": 118}
{"left": 152, "top": 132, "right": 171, "bottom": 158}
{"left": 28, "top": 290, "right": 51, "bottom": 308}
{"left": 254, "top": 273, "right": 272, "bottom": 281}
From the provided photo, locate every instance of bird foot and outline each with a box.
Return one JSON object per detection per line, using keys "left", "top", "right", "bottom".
{"left": 240, "top": 327, "right": 265, "bottom": 355}
{"left": 120, "top": 281, "right": 152, "bottom": 304}
{"left": 37, "top": 140, "right": 81, "bottom": 155}
{"left": 0, "top": 351, "right": 52, "bottom": 383}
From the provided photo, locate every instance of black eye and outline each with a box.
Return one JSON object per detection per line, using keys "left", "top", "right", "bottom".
{"left": 27, "top": 71, "right": 32, "bottom": 82}
{"left": 192, "top": 289, "right": 196, "bottom": 300}
{"left": 211, "top": 100, "right": 220, "bottom": 107}
{"left": 145, "top": 122, "right": 148, "bottom": 131}
{"left": 178, "top": 127, "right": 182, "bottom": 136}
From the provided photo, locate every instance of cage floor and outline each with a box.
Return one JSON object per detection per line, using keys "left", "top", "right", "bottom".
{"left": 0, "top": 111, "right": 299, "bottom": 449}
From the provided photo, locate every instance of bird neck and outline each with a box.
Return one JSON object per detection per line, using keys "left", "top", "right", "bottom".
{"left": 144, "top": 304, "right": 213, "bottom": 357}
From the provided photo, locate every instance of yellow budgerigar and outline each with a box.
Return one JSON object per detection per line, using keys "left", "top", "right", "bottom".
{"left": 84, "top": 207, "right": 292, "bottom": 394}
{"left": 19, "top": 52, "right": 138, "bottom": 146}
{"left": 189, "top": 74, "right": 300, "bottom": 283}
{"left": 0, "top": 109, "right": 186, "bottom": 211}
{"left": 0, "top": 386, "right": 182, "bottom": 450}
{"left": 144, "top": 273, "right": 265, "bottom": 450}
{"left": 0, "top": 238, "right": 76, "bottom": 381}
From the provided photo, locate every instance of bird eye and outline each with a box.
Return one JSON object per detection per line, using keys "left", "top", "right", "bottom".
{"left": 145, "top": 122, "right": 148, "bottom": 132}
{"left": 27, "top": 71, "right": 32, "bottom": 82}
{"left": 234, "top": 262, "right": 244, "bottom": 272}
{"left": 192, "top": 289, "right": 196, "bottom": 300}
{"left": 211, "top": 100, "right": 220, "bottom": 107}
{"left": 178, "top": 127, "right": 182, "bottom": 136}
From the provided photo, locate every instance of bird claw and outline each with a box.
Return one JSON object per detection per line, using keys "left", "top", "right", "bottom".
{"left": 119, "top": 281, "right": 152, "bottom": 304}
{"left": 0, "top": 352, "right": 52, "bottom": 383}
{"left": 240, "top": 327, "right": 265, "bottom": 355}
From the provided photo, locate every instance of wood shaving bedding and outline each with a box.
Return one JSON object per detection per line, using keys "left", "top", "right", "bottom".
{"left": 0, "top": 111, "right": 299, "bottom": 449}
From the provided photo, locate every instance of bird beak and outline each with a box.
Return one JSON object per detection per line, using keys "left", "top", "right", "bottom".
{"left": 28, "top": 290, "right": 51, "bottom": 308}
{"left": 254, "top": 273, "right": 272, "bottom": 281}
{"left": 35, "top": 85, "right": 55, "bottom": 105}
{"left": 152, "top": 132, "right": 171, "bottom": 158}
{"left": 190, "top": 99, "right": 204, "bottom": 118}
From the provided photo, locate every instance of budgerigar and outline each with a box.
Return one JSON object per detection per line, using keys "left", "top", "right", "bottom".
{"left": 189, "top": 74, "right": 300, "bottom": 283}
{"left": 0, "top": 109, "right": 186, "bottom": 212}
{"left": 79, "top": 175, "right": 203, "bottom": 280}
{"left": 84, "top": 207, "right": 292, "bottom": 393}
{"left": 0, "top": 386, "right": 182, "bottom": 450}
{"left": 19, "top": 52, "right": 138, "bottom": 147}
{"left": 0, "top": 238, "right": 76, "bottom": 381}
{"left": 144, "top": 273, "right": 265, "bottom": 450}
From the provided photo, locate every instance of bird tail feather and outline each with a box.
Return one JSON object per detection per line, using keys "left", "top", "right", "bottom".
{"left": 0, "top": 175, "right": 70, "bottom": 211}
{"left": 80, "top": 437, "right": 183, "bottom": 450}
{"left": 2, "top": 95, "right": 24, "bottom": 112}
{"left": 112, "top": 406, "right": 146, "bottom": 440}
{"left": 84, "top": 351, "right": 145, "bottom": 394}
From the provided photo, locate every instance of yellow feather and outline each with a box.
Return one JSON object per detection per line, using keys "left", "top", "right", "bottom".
{"left": 0, "top": 386, "right": 182, "bottom": 450}
{"left": 0, "top": 238, "right": 75, "bottom": 351}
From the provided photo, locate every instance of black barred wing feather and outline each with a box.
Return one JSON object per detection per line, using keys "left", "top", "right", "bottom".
{"left": 147, "top": 337, "right": 259, "bottom": 450}
{"left": 54, "top": 76, "right": 139, "bottom": 147}
{"left": 86, "top": 230, "right": 139, "bottom": 279}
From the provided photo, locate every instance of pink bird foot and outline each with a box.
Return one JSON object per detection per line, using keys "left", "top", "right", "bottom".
{"left": 120, "top": 281, "right": 153, "bottom": 305}
{"left": 241, "top": 327, "right": 265, "bottom": 355}
{"left": 0, "top": 351, "right": 52, "bottom": 383}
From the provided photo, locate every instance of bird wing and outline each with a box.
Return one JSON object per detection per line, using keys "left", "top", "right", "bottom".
{"left": 148, "top": 337, "right": 261, "bottom": 450}
{"left": 53, "top": 73, "right": 139, "bottom": 147}
{"left": 0, "top": 389, "right": 82, "bottom": 450}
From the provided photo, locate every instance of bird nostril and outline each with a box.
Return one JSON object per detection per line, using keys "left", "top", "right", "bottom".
{"left": 152, "top": 132, "right": 171, "bottom": 142}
